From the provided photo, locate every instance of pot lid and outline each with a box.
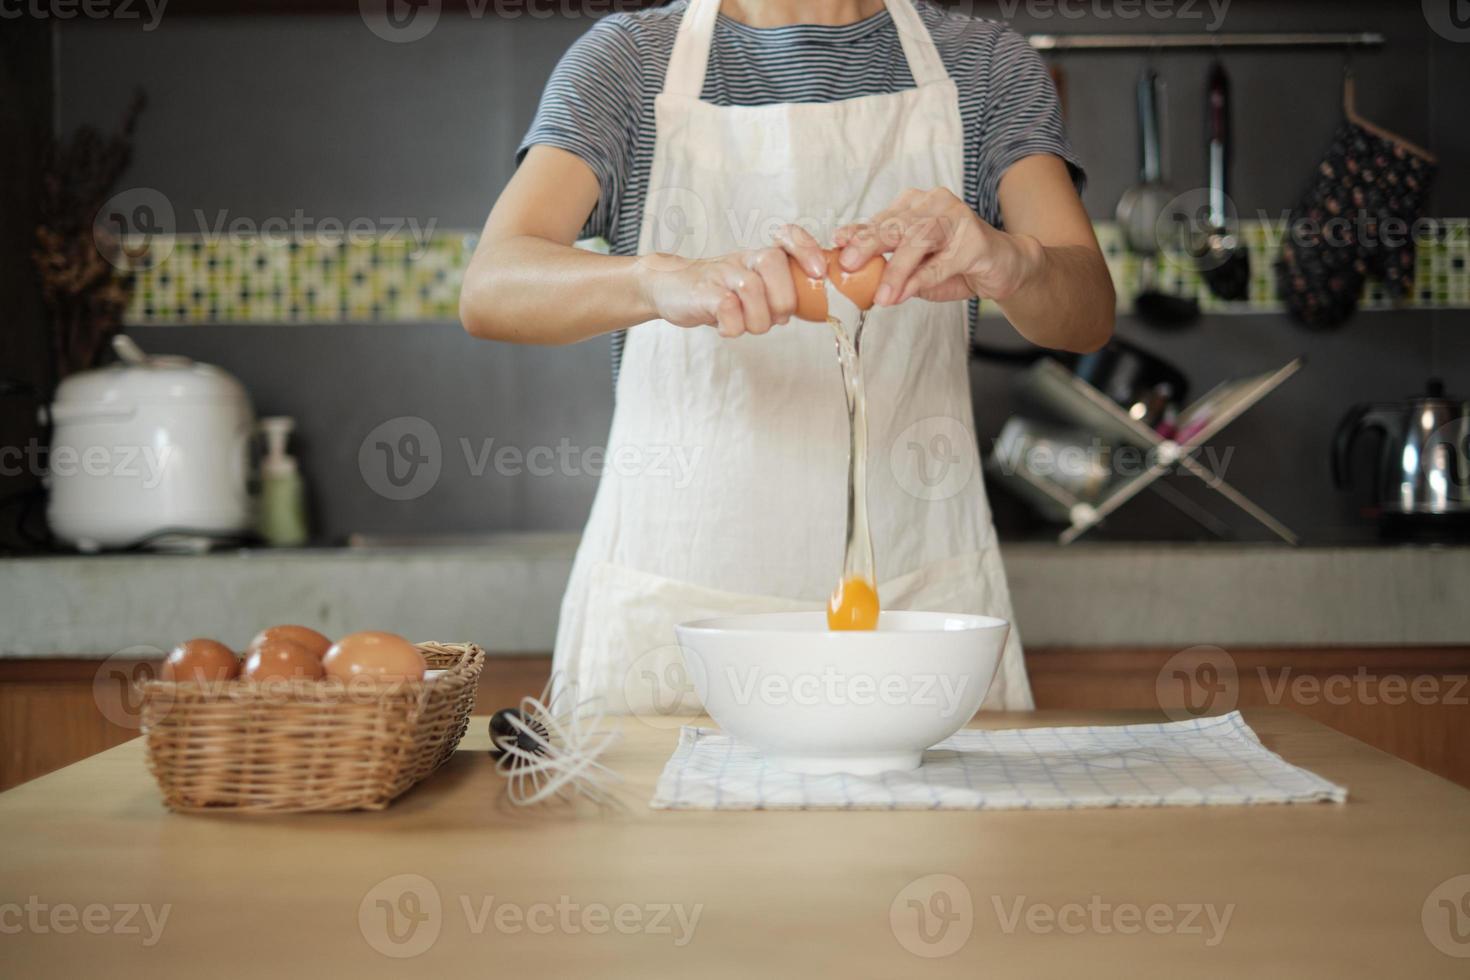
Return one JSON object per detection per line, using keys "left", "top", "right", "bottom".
{"left": 53, "top": 358, "right": 250, "bottom": 408}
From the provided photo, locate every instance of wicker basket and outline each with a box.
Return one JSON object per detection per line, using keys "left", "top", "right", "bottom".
{"left": 138, "top": 642, "right": 484, "bottom": 813}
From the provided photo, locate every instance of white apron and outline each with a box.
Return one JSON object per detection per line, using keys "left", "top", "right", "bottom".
{"left": 552, "top": 0, "right": 1034, "bottom": 714}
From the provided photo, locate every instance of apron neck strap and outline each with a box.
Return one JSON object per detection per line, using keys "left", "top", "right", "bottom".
{"left": 886, "top": 0, "right": 950, "bottom": 87}
{"left": 662, "top": 0, "right": 951, "bottom": 99}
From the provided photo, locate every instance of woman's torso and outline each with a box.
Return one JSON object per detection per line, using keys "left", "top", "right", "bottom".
{"left": 518, "top": 0, "right": 1080, "bottom": 375}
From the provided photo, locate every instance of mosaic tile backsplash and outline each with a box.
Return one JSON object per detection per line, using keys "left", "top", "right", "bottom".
{"left": 121, "top": 219, "right": 1469, "bottom": 326}
{"left": 123, "top": 234, "right": 474, "bottom": 325}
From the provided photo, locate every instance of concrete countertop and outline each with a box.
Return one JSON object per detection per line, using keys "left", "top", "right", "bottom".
{"left": 1, "top": 534, "right": 1465, "bottom": 657}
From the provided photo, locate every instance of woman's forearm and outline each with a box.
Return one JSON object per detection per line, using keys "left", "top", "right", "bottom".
{"left": 459, "top": 236, "right": 658, "bottom": 346}
{"left": 992, "top": 238, "right": 1115, "bottom": 354}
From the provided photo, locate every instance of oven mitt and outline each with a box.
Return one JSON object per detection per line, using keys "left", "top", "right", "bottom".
{"left": 1274, "top": 121, "right": 1436, "bottom": 329}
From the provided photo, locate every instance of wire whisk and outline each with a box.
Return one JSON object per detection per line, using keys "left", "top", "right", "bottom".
{"left": 489, "top": 676, "right": 622, "bottom": 807}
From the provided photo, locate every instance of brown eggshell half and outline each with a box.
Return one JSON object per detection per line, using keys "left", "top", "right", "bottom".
{"left": 788, "top": 253, "right": 829, "bottom": 323}
{"left": 827, "top": 251, "right": 887, "bottom": 311}
{"left": 789, "top": 249, "right": 889, "bottom": 321}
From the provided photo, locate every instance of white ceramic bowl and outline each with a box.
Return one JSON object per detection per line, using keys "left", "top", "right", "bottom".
{"left": 674, "top": 610, "right": 1009, "bottom": 775}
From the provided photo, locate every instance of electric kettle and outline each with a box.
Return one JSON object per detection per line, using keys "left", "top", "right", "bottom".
{"left": 1332, "top": 379, "right": 1470, "bottom": 516}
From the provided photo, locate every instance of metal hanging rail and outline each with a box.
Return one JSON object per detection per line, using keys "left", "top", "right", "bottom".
{"left": 1028, "top": 32, "right": 1385, "bottom": 51}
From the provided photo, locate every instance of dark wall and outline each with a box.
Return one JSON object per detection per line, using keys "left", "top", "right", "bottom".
{"left": 0, "top": 20, "right": 54, "bottom": 552}
{"left": 43, "top": 2, "right": 1470, "bottom": 545}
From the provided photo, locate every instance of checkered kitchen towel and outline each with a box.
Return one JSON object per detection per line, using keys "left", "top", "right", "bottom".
{"left": 650, "top": 712, "right": 1347, "bottom": 810}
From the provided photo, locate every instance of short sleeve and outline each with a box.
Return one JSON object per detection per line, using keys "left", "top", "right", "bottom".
{"left": 517, "top": 18, "right": 644, "bottom": 242}
{"left": 972, "top": 28, "right": 1084, "bottom": 228}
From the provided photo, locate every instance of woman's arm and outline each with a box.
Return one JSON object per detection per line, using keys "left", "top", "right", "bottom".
{"left": 833, "top": 155, "right": 1114, "bottom": 354}
{"left": 460, "top": 145, "right": 822, "bottom": 344}
{"left": 987, "top": 155, "right": 1115, "bottom": 353}
{"left": 459, "top": 145, "right": 648, "bottom": 345}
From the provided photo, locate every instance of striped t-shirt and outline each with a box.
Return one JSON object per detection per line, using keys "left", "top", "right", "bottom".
{"left": 517, "top": 0, "right": 1082, "bottom": 370}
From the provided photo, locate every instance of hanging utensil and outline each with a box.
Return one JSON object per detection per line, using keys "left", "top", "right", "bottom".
{"left": 1115, "top": 68, "right": 1170, "bottom": 255}
{"left": 1115, "top": 68, "right": 1200, "bottom": 329}
{"left": 1198, "top": 60, "right": 1250, "bottom": 300}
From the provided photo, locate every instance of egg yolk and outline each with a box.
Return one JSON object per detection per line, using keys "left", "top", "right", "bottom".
{"left": 828, "top": 576, "right": 881, "bottom": 631}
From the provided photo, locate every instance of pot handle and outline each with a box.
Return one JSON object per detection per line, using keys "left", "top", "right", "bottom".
{"left": 1331, "top": 404, "right": 1399, "bottom": 489}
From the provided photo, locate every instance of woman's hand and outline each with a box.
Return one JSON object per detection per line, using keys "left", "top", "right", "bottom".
{"left": 638, "top": 225, "right": 827, "bottom": 338}
{"left": 833, "top": 188, "right": 1043, "bottom": 307}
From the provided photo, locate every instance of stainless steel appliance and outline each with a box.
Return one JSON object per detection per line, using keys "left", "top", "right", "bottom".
{"left": 1333, "top": 379, "right": 1470, "bottom": 519}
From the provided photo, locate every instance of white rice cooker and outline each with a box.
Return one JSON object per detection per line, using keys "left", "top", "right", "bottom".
{"left": 44, "top": 336, "right": 255, "bottom": 553}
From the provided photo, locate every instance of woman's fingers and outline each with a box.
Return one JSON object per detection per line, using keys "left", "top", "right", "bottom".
{"left": 833, "top": 216, "right": 888, "bottom": 249}
{"left": 875, "top": 215, "right": 949, "bottom": 305}
{"left": 714, "top": 290, "right": 746, "bottom": 337}
{"left": 835, "top": 188, "right": 931, "bottom": 266}
{"left": 772, "top": 224, "right": 827, "bottom": 279}
{"left": 747, "top": 247, "right": 796, "bottom": 325}
{"left": 836, "top": 221, "right": 890, "bottom": 271}
{"left": 842, "top": 187, "right": 924, "bottom": 248}
{"left": 728, "top": 266, "right": 773, "bottom": 335}
{"left": 901, "top": 256, "right": 965, "bottom": 304}
{"left": 912, "top": 271, "right": 976, "bottom": 304}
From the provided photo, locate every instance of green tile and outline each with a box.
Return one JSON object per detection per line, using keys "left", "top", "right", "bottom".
{"left": 122, "top": 220, "right": 1470, "bottom": 327}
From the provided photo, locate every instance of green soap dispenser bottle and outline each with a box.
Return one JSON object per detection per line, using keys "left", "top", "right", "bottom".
{"left": 258, "top": 416, "right": 309, "bottom": 547}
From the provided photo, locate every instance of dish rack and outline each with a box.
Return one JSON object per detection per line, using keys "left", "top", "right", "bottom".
{"left": 988, "top": 357, "right": 1303, "bottom": 544}
{"left": 138, "top": 642, "right": 484, "bottom": 813}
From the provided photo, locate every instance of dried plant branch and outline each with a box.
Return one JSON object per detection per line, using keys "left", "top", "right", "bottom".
{"left": 31, "top": 90, "right": 146, "bottom": 379}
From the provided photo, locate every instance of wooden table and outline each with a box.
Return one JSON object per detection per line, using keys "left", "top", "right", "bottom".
{"left": 1, "top": 710, "right": 1467, "bottom": 978}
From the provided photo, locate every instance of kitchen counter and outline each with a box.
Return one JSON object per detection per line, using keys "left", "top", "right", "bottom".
{"left": 2, "top": 536, "right": 1467, "bottom": 655}
{"left": 0, "top": 709, "right": 1466, "bottom": 977}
